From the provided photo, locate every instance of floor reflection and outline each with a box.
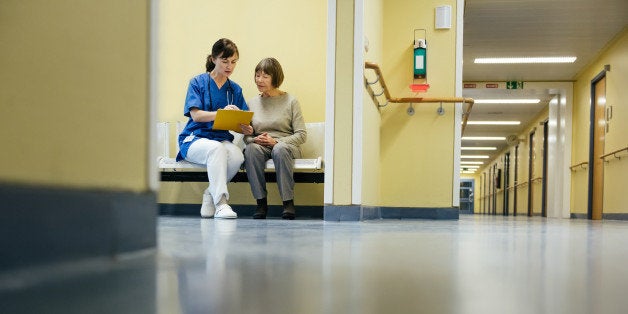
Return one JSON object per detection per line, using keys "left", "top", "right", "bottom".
{"left": 5, "top": 215, "right": 628, "bottom": 314}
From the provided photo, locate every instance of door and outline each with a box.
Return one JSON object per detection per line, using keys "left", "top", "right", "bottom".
{"left": 503, "top": 153, "right": 510, "bottom": 216}
{"left": 527, "top": 130, "right": 536, "bottom": 217}
{"left": 588, "top": 73, "right": 606, "bottom": 220}
{"left": 514, "top": 145, "right": 519, "bottom": 215}
{"left": 542, "top": 120, "right": 549, "bottom": 217}
{"left": 460, "top": 179, "right": 474, "bottom": 214}
{"left": 492, "top": 164, "right": 498, "bottom": 215}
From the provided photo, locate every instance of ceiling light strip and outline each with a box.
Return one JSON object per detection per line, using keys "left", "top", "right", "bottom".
{"left": 466, "top": 121, "right": 521, "bottom": 125}
{"left": 474, "top": 99, "right": 540, "bottom": 104}
{"left": 462, "top": 137, "right": 505, "bottom": 141}
{"left": 461, "top": 147, "right": 497, "bottom": 150}
{"left": 474, "top": 57, "right": 577, "bottom": 64}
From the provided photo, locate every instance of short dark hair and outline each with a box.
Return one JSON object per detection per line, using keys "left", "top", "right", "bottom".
{"left": 205, "top": 38, "right": 239, "bottom": 72}
{"left": 254, "top": 57, "right": 284, "bottom": 88}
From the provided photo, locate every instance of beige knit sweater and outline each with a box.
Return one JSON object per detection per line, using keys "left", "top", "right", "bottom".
{"left": 244, "top": 93, "right": 307, "bottom": 147}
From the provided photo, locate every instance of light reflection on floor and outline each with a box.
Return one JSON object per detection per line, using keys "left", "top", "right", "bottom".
{"left": 3, "top": 215, "right": 628, "bottom": 314}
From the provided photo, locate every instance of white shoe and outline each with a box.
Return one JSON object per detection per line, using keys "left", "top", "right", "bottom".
{"left": 214, "top": 204, "right": 237, "bottom": 219}
{"left": 200, "top": 191, "right": 216, "bottom": 218}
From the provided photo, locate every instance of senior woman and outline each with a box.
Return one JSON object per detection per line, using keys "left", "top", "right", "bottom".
{"left": 240, "top": 58, "right": 306, "bottom": 220}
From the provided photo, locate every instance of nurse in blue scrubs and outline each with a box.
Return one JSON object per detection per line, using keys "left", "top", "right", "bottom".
{"left": 176, "top": 38, "right": 249, "bottom": 219}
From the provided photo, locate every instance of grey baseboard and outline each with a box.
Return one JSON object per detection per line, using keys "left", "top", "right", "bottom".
{"left": 323, "top": 205, "right": 459, "bottom": 221}
{"left": 571, "top": 213, "right": 628, "bottom": 220}
{"left": 0, "top": 183, "right": 157, "bottom": 271}
{"left": 603, "top": 213, "right": 628, "bottom": 221}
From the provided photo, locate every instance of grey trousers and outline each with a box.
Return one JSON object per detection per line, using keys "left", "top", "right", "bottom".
{"left": 244, "top": 141, "right": 301, "bottom": 201}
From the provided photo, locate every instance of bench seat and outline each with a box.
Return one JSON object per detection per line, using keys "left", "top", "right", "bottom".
{"left": 157, "top": 121, "right": 325, "bottom": 183}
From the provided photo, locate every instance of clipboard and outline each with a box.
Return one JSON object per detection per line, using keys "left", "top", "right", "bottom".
{"left": 213, "top": 109, "right": 254, "bottom": 132}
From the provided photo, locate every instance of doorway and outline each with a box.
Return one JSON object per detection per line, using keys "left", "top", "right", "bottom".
{"left": 527, "top": 129, "right": 536, "bottom": 217}
{"left": 460, "top": 179, "right": 474, "bottom": 214}
{"left": 503, "top": 152, "right": 510, "bottom": 216}
{"left": 542, "top": 120, "right": 549, "bottom": 217}
{"left": 588, "top": 72, "right": 607, "bottom": 220}
{"left": 513, "top": 145, "right": 519, "bottom": 215}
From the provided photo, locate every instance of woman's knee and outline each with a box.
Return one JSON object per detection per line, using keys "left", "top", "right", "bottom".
{"left": 271, "top": 142, "right": 293, "bottom": 159}
{"left": 244, "top": 143, "right": 265, "bottom": 158}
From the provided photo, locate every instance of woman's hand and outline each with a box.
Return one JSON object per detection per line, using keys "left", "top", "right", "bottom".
{"left": 240, "top": 124, "right": 254, "bottom": 135}
{"left": 224, "top": 104, "right": 240, "bottom": 110}
{"left": 254, "top": 132, "right": 278, "bottom": 147}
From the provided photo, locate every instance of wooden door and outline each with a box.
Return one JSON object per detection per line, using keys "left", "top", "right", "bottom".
{"left": 542, "top": 120, "right": 549, "bottom": 217}
{"left": 514, "top": 145, "right": 519, "bottom": 215}
{"left": 527, "top": 130, "right": 535, "bottom": 217}
{"left": 589, "top": 75, "right": 606, "bottom": 220}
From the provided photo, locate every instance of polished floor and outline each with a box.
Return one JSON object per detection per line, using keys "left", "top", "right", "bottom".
{"left": 3, "top": 214, "right": 628, "bottom": 313}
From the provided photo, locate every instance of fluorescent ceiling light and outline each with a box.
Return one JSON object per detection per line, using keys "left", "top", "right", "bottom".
{"left": 461, "top": 165, "right": 480, "bottom": 169}
{"left": 462, "top": 136, "right": 506, "bottom": 141}
{"left": 461, "top": 170, "right": 477, "bottom": 174}
{"left": 461, "top": 147, "right": 497, "bottom": 150}
{"left": 461, "top": 155, "right": 489, "bottom": 159}
{"left": 466, "top": 121, "right": 521, "bottom": 125}
{"left": 474, "top": 99, "right": 540, "bottom": 104}
{"left": 474, "top": 57, "right": 577, "bottom": 64}
{"left": 461, "top": 161, "right": 484, "bottom": 165}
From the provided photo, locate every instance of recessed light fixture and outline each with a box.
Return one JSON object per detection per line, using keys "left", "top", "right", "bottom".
{"left": 462, "top": 136, "right": 506, "bottom": 141}
{"left": 474, "top": 99, "right": 540, "bottom": 104}
{"left": 461, "top": 147, "right": 497, "bottom": 150}
{"left": 461, "top": 155, "right": 489, "bottom": 159}
{"left": 461, "top": 165, "right": 480, "bottom": 169}
{"left": 461, "top": 161, "right": 484, "bottom": 165}
{"left": 474, "top": 57, "right": 577, "bottom": 64}
{"left": 460, "top": 170, "right": 477, "bottom": 174}
{"left": 466, "top": 121, "right": 521, "bottom": 125}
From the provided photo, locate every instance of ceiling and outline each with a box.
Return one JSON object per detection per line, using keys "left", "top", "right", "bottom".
{"left": 460, "top": 0, "right": 628, "bottom": 168}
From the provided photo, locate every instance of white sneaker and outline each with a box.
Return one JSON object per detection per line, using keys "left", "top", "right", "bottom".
{"left": 214, "top": 204, "right": 237, "bottom": 219}
{"left": 200, "top": 191, "right": 216, "bottom": 218}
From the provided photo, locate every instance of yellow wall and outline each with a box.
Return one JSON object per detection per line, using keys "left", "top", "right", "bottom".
{"left": 361, "top": 0, "right": 385, "bottom": 206}
{"left": 380, "top": 0, "right": 458, "bottom": 207}
{"left": 156, "top": 0, "right": 327, "bottom": 205}
{"left": 571, "top": 28, "right": 628, "bottom": 215}
{"left": 0, "top": 0, "right": 149, "bottom": 192}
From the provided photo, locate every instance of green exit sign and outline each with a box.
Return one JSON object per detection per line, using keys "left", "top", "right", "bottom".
{"left": 506, "top": 81, "right": 524, "bottom": 89}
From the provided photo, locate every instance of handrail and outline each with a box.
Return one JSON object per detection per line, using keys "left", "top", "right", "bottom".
{"left": 364, "top": 61, "right": 475, "bottom": 133}
{"left": 600, "top": 146, "right": 628, "bottom": 161}
{"left": 513, "top": 181, "right": 528, "bottom": 189}
{"left": 530, "top": 177, "right": 543, "bottom": 184}
{"left": 569, "top": 161, "right": 588, "bottom": 171}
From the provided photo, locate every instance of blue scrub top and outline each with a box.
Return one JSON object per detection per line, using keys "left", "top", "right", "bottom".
{"left": 176, "top": 73, "right": 248, "bottom": 161}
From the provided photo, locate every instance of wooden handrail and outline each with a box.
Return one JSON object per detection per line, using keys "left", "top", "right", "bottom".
{"left": 569, "top": 161, "right": 588, "bottom": 171}
{"left": 530, "top": 177, "right": 543, "bottom": 183}
{"left": 364, "top": 61, "right": 475, "bottom": 133}
{"left": 600, "top": 146, "right": 628, "bottom": 161}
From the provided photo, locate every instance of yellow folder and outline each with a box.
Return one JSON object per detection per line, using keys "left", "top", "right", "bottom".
{"left": 213, "top": 109, "right": 254, "bottom": 133}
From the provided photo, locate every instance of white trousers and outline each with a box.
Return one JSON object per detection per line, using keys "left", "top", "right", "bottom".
{"left": 185, "top": 139, "right": 244, "bottom": 205}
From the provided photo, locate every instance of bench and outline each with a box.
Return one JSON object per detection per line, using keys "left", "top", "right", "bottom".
{"left": 157, "top": 121, "right": 325, "bottom": 183}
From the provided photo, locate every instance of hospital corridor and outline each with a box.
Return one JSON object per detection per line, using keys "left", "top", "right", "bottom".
{"left": 2, "top": 0, "right": 628, "bottom": 313}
